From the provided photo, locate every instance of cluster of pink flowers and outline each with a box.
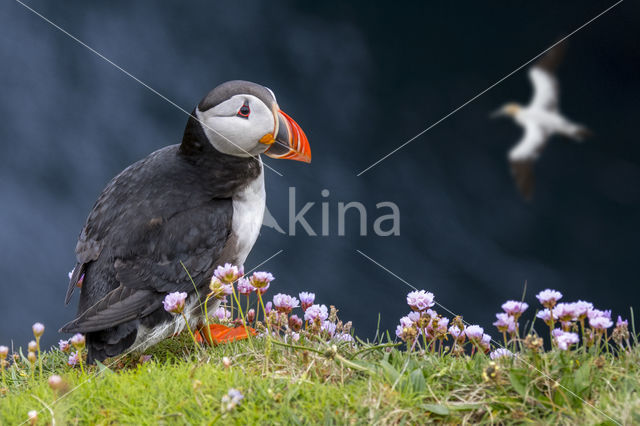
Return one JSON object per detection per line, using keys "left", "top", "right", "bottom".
{"left": 395, "top": 290, "right": 492, "bottom": 355}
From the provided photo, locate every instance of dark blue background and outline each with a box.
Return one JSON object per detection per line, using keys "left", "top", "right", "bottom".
{"left": 1, "top": 1, "right": 638, "bottom": 349}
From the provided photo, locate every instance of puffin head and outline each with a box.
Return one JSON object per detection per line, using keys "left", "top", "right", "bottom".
{"left": 193, "top": 80, "right": 311, "bottom": 162}
{"left": 491, "top": 102, "right": 522, "bottom": 118}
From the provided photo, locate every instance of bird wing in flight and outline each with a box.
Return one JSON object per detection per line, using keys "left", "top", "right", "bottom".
{"left": 528, "top": 42, "right": 566, "bottom": 111}
{"left": 508, "top": 123, "right": 548, "bottom": 200}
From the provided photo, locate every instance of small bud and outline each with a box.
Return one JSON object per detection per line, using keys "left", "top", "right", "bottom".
{"left": 222, "top": 356, "right": 231, "bottom": 368}
{"left": 28, "top": 410, "right": 38, "bottom": 425}
{"left": 28, "top": 341, "right": 37, "bottom": 352}
{"left": 32, "top": 323, "right": 45, "bottom": 338}
{"left": 48, "top": 374, "right": 64, "bottom": 390}
{"left": 70, "top": 333, "right": 86, "bottom": 349}
{"left": 27, "top": 351, "right": 36, "bottom": 364}
{"left": 0, "top": 345, "right": 8, "bottom": 360}
{"left": 247, "top": 309, "right": 256, "bottom": 323}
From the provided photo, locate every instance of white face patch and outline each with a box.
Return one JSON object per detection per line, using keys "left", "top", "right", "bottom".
{"left": 196, "top": 94, "right": 275, "bottom": 157}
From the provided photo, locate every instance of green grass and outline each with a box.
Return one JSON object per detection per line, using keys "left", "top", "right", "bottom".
{"left": 1, "top": 331, "right": 639, "bottom": 425}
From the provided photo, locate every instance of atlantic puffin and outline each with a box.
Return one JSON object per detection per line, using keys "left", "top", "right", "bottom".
{"left": 492, "top": 42, "right": 590, "bottom": 200}
{"left": 60, "top": 80, "right": 311, "bottom": 362}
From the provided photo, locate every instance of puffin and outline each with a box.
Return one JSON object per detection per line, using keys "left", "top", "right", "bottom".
{"left": 60, "top": 80, "right": 311, "bottom": 363}
{"left": 492, "top": 42, "right": 590, "bottom": 200}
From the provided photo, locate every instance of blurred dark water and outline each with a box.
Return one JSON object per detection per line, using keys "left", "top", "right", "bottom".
{"left": 1, "top": 1, "right": 639, "bottom": 349}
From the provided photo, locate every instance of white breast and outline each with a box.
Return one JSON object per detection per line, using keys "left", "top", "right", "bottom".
{"left": 231, "top": 159, "right": 266, "bottom": 266}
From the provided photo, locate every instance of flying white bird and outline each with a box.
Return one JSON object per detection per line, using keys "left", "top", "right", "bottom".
{"left": 493, "top": 43, "right": 591, "bottom": 200}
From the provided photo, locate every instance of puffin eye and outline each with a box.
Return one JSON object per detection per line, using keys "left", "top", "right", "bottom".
{"left": 237, "top": 102, "right": 250, "bottom": 119}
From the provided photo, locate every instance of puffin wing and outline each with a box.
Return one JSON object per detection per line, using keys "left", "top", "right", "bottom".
{"left": 528, "top": 42, "right": 565, "bottom": 111}
{"left": 60, "top": 199, "right": 233, "bottom": 333}
{"left": 508, "top": 122, "right": 548, "bottom": 200}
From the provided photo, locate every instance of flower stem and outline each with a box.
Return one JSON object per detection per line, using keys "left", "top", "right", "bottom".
{"left": 36, "top": 337, "right": 43, "bottom": 379}
{"left": 230, "top": 285, "right": 255, "bottom": 351}
{"left": 181, "top": 312, "right": 199, "bottom": 350}
{"left": 257, "top": 291, "right": 271, "bottom": 371}
{"left": 78, "top": 353, "right": 85, "bottom": 376}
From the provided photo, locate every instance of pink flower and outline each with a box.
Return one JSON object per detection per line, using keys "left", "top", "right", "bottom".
{"left": 493, "top": 313, "right": 516, "bottom": 333}
{"left": 616, "top": 316, "right": 629, "bottom": 327}
{"left": 209, "top": 278, "right": 232, "bottom": 299}
{"left": 589, "top": 316, "right": 613, "bottom": 330}
{"left": 163, "top": 292, "right": 187, "bottom": 314}
{"left": 435, "top": 317, "right": 450, "bottom": 334}
{"left": 588, "top": 308, "right": 611, "bottom": 321}
{"left": 448, "top": 325, "right": 465, "bottom": 342}
{"left": 480, "top": 333, "right": 492, "bottom": 351}
{"left": 70, "top": 333, "right": 85, "bottom": 349}
{"left": 336, "top": 333, "right": 354, "bottom": 342}
{"left": 272, "top": 293, "right": 300, "bottom": 314}
{"left": 536, "top": 289, "right": 562, "bottom": 308}
{"left": 555, "top": 331, "right": 579, "bottom": 350}
{"left": 0, "top": 345, "right": 8, "bottom": 359}
{"left": 237, "top": 278, "right": 254, "bottom": 295}
{"left": 68, "top": 351, "right": 80, "bottom": 366}
{"left": 321, "top": 321, "right": 336, "bottom": 337}
{"left": 553, "top": 303, "right": 576, "bottom": 322}
{"left": 464, "top": 325, "right": 484, "bottom": 341}
{"left": 214, "top": 263, "right": 243, "bottom": 283}
{"left": 406, "top": 290, "right": 435, "bottom": 311}
{"left": 490, "top": 348, "right": 513, "bottom": 360}
{"left": 214, "top": 307, "right": 231, "bottom": 322}
{"left": 304, "top": 304, "right": 328, "bottom": 322}
{"left": 247, "top": 309, "right": 256, "bottom": 323}
{"left": 265, "top": 301, "right": 273, "bottom": 315}
{"left": 58, "top": 340, "right": 70, "bottom": 352}
{"left": 551, "top": 328, "right": 564, "bottom": 338}
{"left": 501, "top": 301, "right": 528, "bottom": 317}
{"left": 249, "top": 271, "right": 274, "bottom": 289}
{"left": 536, "top": 309, "right": 553, "bottom": 325}
{"left": 289, "top": 315, "right": 302, "bottom": 331}
{"left": 299, "top": 292, "right": 315, "bottom": 311}
{"left": 32, "top": 322, "right": 45, "bottom": 338}
{"left": 399, "top": 315, "right": 415, "bottom": 329}
{"left": 573, "top": 301, "right": 593, "bottom": 319}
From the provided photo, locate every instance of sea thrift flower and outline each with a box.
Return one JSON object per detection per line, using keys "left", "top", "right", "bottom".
{"left": 265, "top": 302, "right": 273, "bottom": 315}
{"left": 299, "top": 292, "right": 315, "bottom": 311}
{"left": 588, "top": 308, "right": 611, "bottom": 321}
{"left": 536, "top": 309, "right": 553, "bottom": 325}
{"left": 589, "top": 316, "right": 613, "bottom": 330}
{"left": 27, "top": 352, "right": 36, "bottom": 363}
{"left": 163, "top": 292, "right": 187, "bottom": 314}
{"left": 501, "top": 301, "right": 529, "bottom": 317}
{"left": 490, "top": 348, "right": 513, "bottom": 360}
{"left": 214, "top": 307, "right": 231, "bottom": 321}
{"left": 535, "top": 289, "right": 562, "bottom": 308}
{"left": 465, "top": 325, "right": 484, "bottom": 341}
{"left": 249, "top": 271, "right": 274, "bottom": 289}
{"left": 555, "top": 331, "right": 579, "bottom": 351}
{"left": 222, "top": 356, "right": 231, "bottom": 368}
{"left": 48, "top": 374, "right": 63, "bottom": 390}
{"left": 237, "top": 277, "right": 254, "bottom": 295}
{"left": 407, "top": 311, "right": 422, "bottom": 324}
{"left": 434, "top": 317, "right": 450, "bottom": 335}
{"left": 209, "top": 278, "right": 232, "bottom": 299}
{"left": 247, "top": 309, "right": 256, "bottom": 323}
{"left": 32, "top": 323, "right": 45, "bottom": 338}
{"left": 448, "top": 325, "right": 465, "bottom": 342}
{"left": 406, "top": 290, "right": 435, "bottom": 311}
{"left": 139, "top": 355, "right": 152, "bottom": 364}
{"left": 616, "top": 316, "right": 629, "bottom": 327}
{"left": 222, "top": 388, "right": 244, "bottom": 411}
{"left": 289, "top": 314, "right": 303, "bottom": 331}
{"left": 551, "top": 328, "right": 564, "bottom": 338}
{"left": 336, "top": 333, "right": 354, "bottom": 342}
{"left": 58, "top": 339, "right": 70, "bottom": 352}
{"left": 68, "top": 351, "right": 80, "bottom": 366}
{"left": 573, "top": 301, "right": 594, "bottom": 319}
{"left": 273, "top": 293, "right": 300, "bottom": 314}
{"left": 28, "top": 341, "right": 37, "bottom": 352}
{"left": 214, "top": 263, "right": 243, "bottom": 283}
{"left": 321, "top": 321, "right": 337, "bottom": 337}
{"left": 290, "top": 332, "right": 301, "bottom": 342}
{"left": 28, "top": 410, "right": 38, "bottom": 425}
{"left": 70, "top": 333, "right": 85, "bottom": 349}
{"left": 553, "top": 303, "right": 577, "bottom": 322}
{"left": 399, "top": 315, "right": 415, "bottom": 329}
{"left": 304, "top": 304, "right": 328, "bottom": 323}
{"left": 481, "top": 333, "right": 492, "bottom": 351}
{"left": 493, "top": 313, "right": 516, "bottom": 332}
{"left": 0, "top": 345, "right": 8, "bottom": 359}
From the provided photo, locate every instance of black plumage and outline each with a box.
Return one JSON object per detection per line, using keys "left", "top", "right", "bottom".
{"left": 60, "top": 111, "right": 261, "bottom": 362}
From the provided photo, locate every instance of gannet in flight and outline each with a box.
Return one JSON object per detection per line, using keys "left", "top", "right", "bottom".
{"left": 493, "top": 43, "right": 591, "bottom": 200}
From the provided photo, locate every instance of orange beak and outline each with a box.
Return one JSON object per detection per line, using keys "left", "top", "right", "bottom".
{"left": 263, "top": 110, "right": 311, "bottom": 163}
